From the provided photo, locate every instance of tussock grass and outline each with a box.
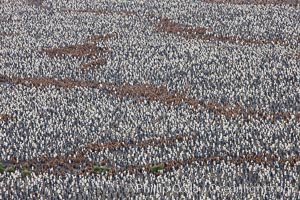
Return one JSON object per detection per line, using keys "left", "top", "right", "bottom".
{"left": 93, "top": 165, "right": 110, "bottom": 173}
{"left": 0, "top": 163, "right": 5, "bottom": 174}
{"left": 21, "top": 170, "right": 31, "bottom": 178}
{"left": 150, "top": 164, "right": 164, "bottom": 173}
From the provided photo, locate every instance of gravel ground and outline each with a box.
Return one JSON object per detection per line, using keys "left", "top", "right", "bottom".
{"left": 0, "top": 0, "right": 299, "bottom": 199}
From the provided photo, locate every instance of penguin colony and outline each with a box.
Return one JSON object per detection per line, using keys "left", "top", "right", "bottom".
{"left": 0, "top": 0, "right": 299, "bottom": 199}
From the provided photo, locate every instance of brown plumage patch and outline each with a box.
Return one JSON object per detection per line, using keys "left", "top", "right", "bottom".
{"left": 0, "top": 114, "right": 10, "bottom": 121}
{"left": 0, "top": 75, "right": 298, "bottom": 123}
{"left": 202, "top": 0, "right": 299, "bottom": 6}
{"left": 155, "top": 17, "right": 294, "bottom": 46}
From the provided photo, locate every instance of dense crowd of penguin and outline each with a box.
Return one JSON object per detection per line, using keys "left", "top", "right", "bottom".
{"left": 0, "top": 0, "right": 299, "bottom": 199}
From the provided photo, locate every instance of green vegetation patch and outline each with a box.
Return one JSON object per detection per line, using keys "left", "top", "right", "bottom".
{"left": 150, "top": 164, "right": 164, "bottom": 173}
{"left": 93, "top": 165, "right": 111, "bottom": 173}
{"left": 21, "top": 170, "right": 32, "bottom": 177}
{"left": 6, "top": 167, "right": 15, "bottom": 173}
{"left": 0, "top": 163, "right": 5, "bottom": 174}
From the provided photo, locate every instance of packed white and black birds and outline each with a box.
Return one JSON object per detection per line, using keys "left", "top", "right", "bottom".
{"left": 0, "top": 0, "right": 299, "bottom": 199}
